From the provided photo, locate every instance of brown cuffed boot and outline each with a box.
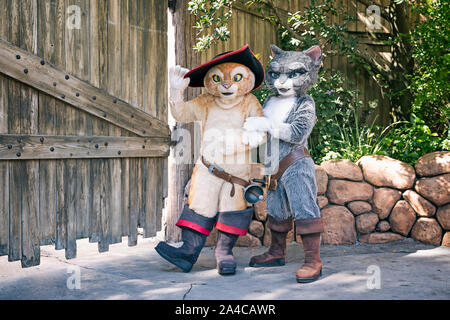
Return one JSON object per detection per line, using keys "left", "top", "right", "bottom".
{"left": 249, "top": 216, "right": 293, "bottom": 267}
{"left": 295, "top": 218, "right": 324, "bottom": 283}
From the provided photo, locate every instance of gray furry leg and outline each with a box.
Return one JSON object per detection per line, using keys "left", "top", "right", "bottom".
{"left": 281, "top": 157, "right": 321, "bottom": 221}
{"left": 266, "top": 182, "right": 293, "bottom": 220}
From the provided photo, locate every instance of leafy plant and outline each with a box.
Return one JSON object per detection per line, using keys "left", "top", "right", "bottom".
{"left": 377, "top": 114, "right": 449, "bottom": 165}
{"left": 187, "top": 0, "right": 236, "bottom": 51}
{"left": 407, "top": 0, "right": 449, "bottom": 136}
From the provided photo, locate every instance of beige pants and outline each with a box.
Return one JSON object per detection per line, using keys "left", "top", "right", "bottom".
{"left": 188, "top": 159, "right": 251, "bottom": 218}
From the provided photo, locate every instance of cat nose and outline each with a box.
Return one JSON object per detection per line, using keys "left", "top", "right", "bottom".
{"left": 222, "top": 82, "right": 232, "bottom": 89}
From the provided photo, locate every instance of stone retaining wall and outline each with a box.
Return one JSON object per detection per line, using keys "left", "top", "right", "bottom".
{"left": 204, "top": 151, "right": 450, "bottom": 247}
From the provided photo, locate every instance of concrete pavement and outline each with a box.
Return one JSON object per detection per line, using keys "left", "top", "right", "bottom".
{"left": 0, "top": 236, "right": 449, "bottom": 300}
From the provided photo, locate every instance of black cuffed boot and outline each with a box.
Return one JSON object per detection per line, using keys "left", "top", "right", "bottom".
{"left": 155, "top": 206, "right": 216, "bottom": 273}
{"left": 214, "top": 207, "right": 253, "bottom": 275}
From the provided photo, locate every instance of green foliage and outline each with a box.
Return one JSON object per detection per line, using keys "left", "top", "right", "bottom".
{"left": 306, "top": 71, "right": 387, "bottom": 163}
{"left": 251, "top": 82, "right": 272, "bottom": 106}
{"left": 187, "top": 0, "right": 449, "bottom": 165}
{"left": 408, "top": 0, "right": 449, "bottom": 136}
{"left": 187, "top": 0, "right": 236, "bottom": 51}
{"left": 377, "top": 114, "right": 449, "bottom": 165}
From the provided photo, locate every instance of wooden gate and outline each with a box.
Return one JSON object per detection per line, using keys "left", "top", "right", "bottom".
{"left": 0, "top": 0, "right": 170, "bottom": 267}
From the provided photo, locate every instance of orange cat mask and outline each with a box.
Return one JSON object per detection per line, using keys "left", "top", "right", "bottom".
{"left": 184, "top": 44, "right": 265, "bottom": 92}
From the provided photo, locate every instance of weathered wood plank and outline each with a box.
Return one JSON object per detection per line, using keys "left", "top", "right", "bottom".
{"left": 19, "top": 85, "right": 41, "bottom": 267}
{"left": 0, "top": 134, "right": 170, "bottom": 159}
{"left": 55, "top": 101, "right": 67, "bottom": 251}
{"left": 108, "top": 0, "right": 124, "bottom": 245}
{"left": 89, "top": 158, "right": 101, "bottom": 243}
{"left": 8, "top": 160, "right": 21, "bottom": 261}
{"left": 36, "top": 0, "right": 59, "bottom": 247}
{"left": 62, "top": 101, "right": 78, "bottom": 259}
{"left": 65, "top": 0, "right": 91, "bottom": 244}
{"left": 136, "top": 0, "right": 144, "bottom": 110}
{"left": 121, "top": 157, "right": 130, "bottom": 237}
{"left": 98, "top": 159, "right": 111, "bottom": 252}
{"left": 93, "top": 0, "right": 111, "bottom": 253}
{"left": 21, "top": 160, "right": 40, "bottom": 267}
{"left": 121, "top": 0, "right": 130, "bottom": 104}
{"left": 128, "top": 0, "right": 138, "bottom": 106}
{"left": 0, "top": 158, "right": 8, "bottom": 256}
{"left": 143, "top": 158, "right": 157, "bottom": 238}
{"left": 64, "top": 158, "right": 77, "bottom": 259}
{"left": 128, "top": 158, "right": 139, "bottom": 246}
{"left": 0, "top": 74, "right": 8, "bottom": 255}
{"left": 0, "top": 38, "right": 171, "bottom": 138}
{"left": 0, "top": 0, "right": 9, "bottom": 41}
{"left": 7, "top": 0, "right": 23, "bottom": 263}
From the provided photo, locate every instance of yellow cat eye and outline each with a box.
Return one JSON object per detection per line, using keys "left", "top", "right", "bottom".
{"left": 233, "top": 73, "right": 243, "bottom": 82}
{"left": 212, "top": 74, "right": 221, "bottom": 83}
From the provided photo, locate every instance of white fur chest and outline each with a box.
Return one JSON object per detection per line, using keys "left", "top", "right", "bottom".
{"left": 263, "top": 96, "right": 296, "bottom": 125}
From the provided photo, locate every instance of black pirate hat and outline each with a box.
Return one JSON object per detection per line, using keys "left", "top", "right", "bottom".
{"left": 184, "top": 44, "right": 265, "bottom": 91}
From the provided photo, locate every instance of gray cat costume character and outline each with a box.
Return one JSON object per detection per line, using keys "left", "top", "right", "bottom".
{"left": 243, "top": 44, "right": 324, "bottom": 283}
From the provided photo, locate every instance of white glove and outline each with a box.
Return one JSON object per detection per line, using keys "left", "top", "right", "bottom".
{"left": 169, "top": 65, "right": 190, "bottom": 102}
{"left": 243, "top": 117, "right": 273, "bottom": 133}
{"left": 242, "top": 130, "right": 265, "bottom": 148}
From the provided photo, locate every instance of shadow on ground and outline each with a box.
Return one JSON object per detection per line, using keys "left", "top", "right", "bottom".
{"left": 0, "top": 237, "right": 449, "bottom": 300}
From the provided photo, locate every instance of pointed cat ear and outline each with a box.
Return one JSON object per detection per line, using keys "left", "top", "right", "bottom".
{"left": 270, "top": 44, "right": 283, "bottom": 57}
{"left": 304, "top": 45, "right": 322, "bottom": 66}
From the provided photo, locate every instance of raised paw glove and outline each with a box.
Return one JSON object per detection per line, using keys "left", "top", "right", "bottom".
{"left": 169, "top": 65, "right": 190, "bottom": 103}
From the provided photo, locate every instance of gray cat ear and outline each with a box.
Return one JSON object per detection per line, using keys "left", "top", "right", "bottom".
{"left": 304, "top": 45, "right": 322, "bottom": 66}
{"left": 270, "top": 44, "right": 283, "bottom": 57}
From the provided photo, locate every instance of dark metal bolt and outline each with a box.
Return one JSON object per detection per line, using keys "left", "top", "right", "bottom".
{"left": 92, "top": 96, "right": 96, "bottom": 100}
{"left": 16, "top": 55, "right": 20, "bottom": 59}
{"left": 113, "top": 98, "right": 117, "bottom": 103}
{"left": 65, "top": 75, "right": 69, "bottom": 80}
{"left": 95, "top": 144, "right": 99, "bottom": 149}
{"left": 40, "top": 60, "right": 45, "bottom": 65}
{"left": 40, "top": 137, "right": 44, "bottom": 143}
{"left": 16, "top": 152, "right": 21, "bottom": 157}
{"left": 24, "top": 69, "right": 28, "bottom": 74}
{"left": 17, "top": 138, "right": 22, "bottom": 143}
{"left": 131, "top": 114, "right": 134, "bottom": 118}
{"left": 53, "top": 82, "right": 57, "bottom": 86}
{"left": 50, "top": 147, "right": 55, "bottom": 152}
{"left": 104, "top": 142, "right": 108, "bottom": 146}
{"left": 61, "top": 94, "right": 65, "bottom": 99}
{"left": 75, "top": 92, "right": 80, "bottom": 97}
{"left": 117, "top": 151, "right": 121, "bottom": 155}
{"left": 142, "top": 130, "right": 146, "bottom": 134}
{"left": 7, "top": 144, "right": 12, "bottom": 149}
{"left": 142, "top": 145, "right": 145, "bottom": 149}
{"left": 103, "top": 113, "right": 107, "bottom": 117}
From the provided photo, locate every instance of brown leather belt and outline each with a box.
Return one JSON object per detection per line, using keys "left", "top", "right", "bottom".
{"left": 201, "top": 156, "right": 250, "bottom": 197}
{"left": 268, "top": 146, "right": 311, "bottom": 190}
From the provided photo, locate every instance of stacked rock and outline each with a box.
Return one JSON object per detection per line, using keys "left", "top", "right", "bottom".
{"left": 204, "top": 151, "right": 450, "bottom": 247}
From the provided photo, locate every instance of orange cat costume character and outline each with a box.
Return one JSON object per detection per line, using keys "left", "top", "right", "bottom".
{"left": 155, "top": 45, "right": 265, "bottom": 275}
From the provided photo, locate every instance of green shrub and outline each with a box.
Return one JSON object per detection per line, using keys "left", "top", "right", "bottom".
{"left": 378, "top": 114, "right": 449, "bottom": 165}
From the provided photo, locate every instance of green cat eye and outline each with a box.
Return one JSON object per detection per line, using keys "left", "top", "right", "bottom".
{"left": 212, "top": 74, "right": 221, "bottom": 83}
{"left": 233, "top": 73, "right": 243, "bottom": 82}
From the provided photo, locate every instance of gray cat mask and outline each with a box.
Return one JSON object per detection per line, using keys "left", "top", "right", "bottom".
{"left": 265, "top": 45, "right": 322, "bottom": 97}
